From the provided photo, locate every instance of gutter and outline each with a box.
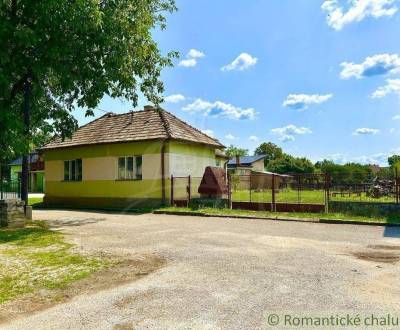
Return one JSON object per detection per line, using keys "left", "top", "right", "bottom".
{"left": 161, "top": 139, "right": 167, "bottom": 205}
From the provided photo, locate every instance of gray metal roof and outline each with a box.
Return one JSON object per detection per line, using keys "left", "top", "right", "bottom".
{"left": 228, "top": 155, "right": 266, "bottom": 166}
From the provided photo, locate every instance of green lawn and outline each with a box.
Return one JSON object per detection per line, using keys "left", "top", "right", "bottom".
{"left": 231, "top": 189, "right": 394, "bottom": 204}
{"left": 159, "top": 206, "right": 400, "bottom": 224}
{"left": 0, "top": 224, "right": 111, "bottom": 303}
{"left": 28, "top": 196, "right": 44, "bottom": 206}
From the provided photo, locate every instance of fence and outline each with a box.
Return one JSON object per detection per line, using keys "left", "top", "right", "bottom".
{"left": 170, "top": 170, "right": 400, "bottom": 214}
{"left": 229, "top": 173, "right": 328, "bottom": 213}
{"left": 0, "top": 180, "right": 21, "bottom": 200}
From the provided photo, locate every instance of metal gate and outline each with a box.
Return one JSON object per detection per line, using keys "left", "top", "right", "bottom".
{"left": 170, "top": 175, "right": 191, "bottom": 207}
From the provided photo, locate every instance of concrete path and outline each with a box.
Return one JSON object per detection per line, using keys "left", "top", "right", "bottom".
{"left": 3, "top": 210, "right": 400, "bottom": 330}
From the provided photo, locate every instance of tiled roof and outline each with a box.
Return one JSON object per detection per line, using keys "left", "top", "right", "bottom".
{"left": 42, "top": 107, "right": 223, "bottom": 150}
{"left": 228, "top": 155, "right": 266, "bottom": 166}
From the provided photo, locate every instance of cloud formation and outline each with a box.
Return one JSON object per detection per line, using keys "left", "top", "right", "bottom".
{"left": 225, "top": 134, "right": 236, "bottom": 140}
{"left": 249, "top": 135, "right": 259, "bottom": 142}
{"left": 324, "top": 152, "right": 388, "bottom": 165}
{"left": 340, "top": 54, "right": 400, "bottom": 79}
{"left": 164, "top": 94, "right": 186, "bottom": 103}
{"left": 393, "top": 114, "right": 400, "bottom": 120}
{"left": 321, "top": 0, "right": 398, "bottom": 30}
{"left": 183, "top": 98, "right": 257, "bottom": 120}
{"left": 221, "top": 53, "right": 258, "bottom": 71}
{"left": 178, "top": 49, "right": 205, "bottom": 67}
{"left": 353, "top": 127, "right": 380, "bottom": 135}
{"left": 371, "top": 79, "right": 400, "bottom": 98}
{"left": 271, "top": 124, "right": 312, "bottom": 142}
{"left": 283, "top": 93, "right": 333, "bottom": 110}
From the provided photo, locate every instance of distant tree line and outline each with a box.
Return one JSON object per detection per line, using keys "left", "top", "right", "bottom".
{"left": 226, "top": 142, "right": 399, "bottom": 184}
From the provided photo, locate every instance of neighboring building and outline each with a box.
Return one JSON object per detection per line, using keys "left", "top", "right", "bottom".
{"left": 227, "top": 155, "right": 289, "bottom": 189}
{"left": 9, "top": 151, "right": 45, "bottom": 193}
{"left": 227, "top": 155, "right": 267, "bottom": 175}
{"left": 41, "top": 106, "right": 224, "bottom": 208}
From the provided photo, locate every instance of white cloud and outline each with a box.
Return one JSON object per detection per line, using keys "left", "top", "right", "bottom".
{"left": 164, "top": 94, "right": 186, "bottom": 103}
{"left": 178, "top": 59, "right": 197, "bottom": 67}
{"left": 283, "top": 93, "right": 333, "bottom": 110}
{"left": 271, "top": 124, "right": 312, "bottom": 142}
{"left": 201, "top": 129, "right": 214, "bottom": 138}
{"left": 393, "top": 114, "right": 400, "bottom": 120}
{"left": 225, "top": 134, "right": 236, "bottom": 140}
{"left": 390, "top": 128, "right": 396, "bottom": 133}
{"left": 371, "top": 79, "right": 400, "bottom": 98}
{"left": 321, "top": 0, "right": 398, "bottom": 31}
{"left": 187, "top": 49, "right": 205, "bottom": 59}
{"left": 249, "top": 135, "right": 259, "bottom": 142}
{"left": 178, "top": 49, "right": 205, "bottom": 67}
{"left": 323, "top": 152, "right": 389, "bottom": 165}
{"left": 353, "top": 127, "right": 380, "bottom": 135}
{"left": 183, "top": 98, "right": 257, "bottom": 120}
{"left": 221, "top": 53, "right": 258, "bottom": 71}
{"left": 340, "top": 54, "right": 400, "bottom": 79}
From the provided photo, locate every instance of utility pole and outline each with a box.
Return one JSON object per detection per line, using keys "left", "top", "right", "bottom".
{"left": 21, "top": 77, "right": 30, "bottom": 213}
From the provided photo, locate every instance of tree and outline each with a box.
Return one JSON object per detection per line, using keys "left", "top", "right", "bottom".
{"left": 388, "top": 155, "right": 400, "bottom": 168}
{"left": 1, "top": 0, "right": 177, "bottom": 203}
{"left": 225, "top": 145, "right": 249, "bottom": 157}
{"left": 267, "top": 155, "right": 314, "bottom": 174}
{"left": 254, "top": 142, "right": 283, "bottom": 167}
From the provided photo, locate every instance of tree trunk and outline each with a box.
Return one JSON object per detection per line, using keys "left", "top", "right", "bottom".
{"left": 21, "top": 78, "right": 30, "bottom": 212}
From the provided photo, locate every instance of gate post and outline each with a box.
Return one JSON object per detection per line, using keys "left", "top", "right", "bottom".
{"left": 170, "top": 175, "right": 174, "bottom": 206}
{"left": 272, "top": 174, "right": 276, "bottom": 212}
{"left": 325, "top": 173, "right": 330, "bottom": 213}
{"left": 228, "top": 174, "right": 232, "bottom": 209}
{"left": 188, "top": 175, "right": 191, "bottom": 205}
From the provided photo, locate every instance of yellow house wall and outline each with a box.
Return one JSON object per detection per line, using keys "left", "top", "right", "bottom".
{"left": 44, "top": 140, "right": 218, "bottom": 203}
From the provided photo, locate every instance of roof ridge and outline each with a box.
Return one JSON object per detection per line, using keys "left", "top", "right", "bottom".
{"left": 157, "top": 108, "right": 172, "bottom": 138}
{"left": 161, "top": 109, "right": 223, "bottom": 146}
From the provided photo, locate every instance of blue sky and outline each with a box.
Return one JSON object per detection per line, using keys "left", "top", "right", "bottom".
{"left": 74, "top": 0, "right": 400, "bottom": 165}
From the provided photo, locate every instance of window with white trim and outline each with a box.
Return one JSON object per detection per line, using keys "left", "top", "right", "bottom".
{"left": 64, "top": 159, "right": 82, "bottom": 181}
{"left": 117, "top": 156, "right": 142, "bottom": 180}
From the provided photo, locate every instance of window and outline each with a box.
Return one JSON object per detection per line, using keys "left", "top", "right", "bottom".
{"left": 118, "top": 156, "right": 142, "bottom": 180}
{"left": 64, "top": 159, "right": 82, "bottom": 181}
{"left": 216, "top": 159, "right": 221, "bottom": 167}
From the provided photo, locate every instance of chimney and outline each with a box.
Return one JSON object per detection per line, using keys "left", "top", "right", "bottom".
{"left": 144, "top": 105, "right": 154, "bottom": 111}
{"left": 235, "top": 155, "right": 240, "bottom": 167}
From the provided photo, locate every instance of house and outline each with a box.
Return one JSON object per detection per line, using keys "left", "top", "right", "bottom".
{"left": 9, "top": 150, "right": 45, "bottom": 193}
{"left": 41, "top": 106, "right": 224, "bottom": 208}
{"left": 227, "top": 155, "right": 290, "bottom": 190}
{"left": 227, "top": 155, "right": 267, "bottom": 175}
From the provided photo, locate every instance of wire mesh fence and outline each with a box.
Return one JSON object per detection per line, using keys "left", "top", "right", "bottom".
{"left": 170, "top": 169, "right": 400, "bottom": 212}
{"left": 230, "top": 173, "right": 327, "bottom": 205}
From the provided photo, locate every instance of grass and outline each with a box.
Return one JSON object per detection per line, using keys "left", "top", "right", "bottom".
{"left": 158, "top": 206, "right": 400, "bottom": 224}
{"left": 0, "top": 224, "right": 111, "bottom": 304}
{"left": 28, "top": 196, "right": 44, "bottom": 206}
{"left": 232, "top": 189, "right": 395, "bottom": 204}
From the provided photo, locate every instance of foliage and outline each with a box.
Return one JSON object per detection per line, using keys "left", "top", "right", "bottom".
{"left": 0, "top": 0, "right": 177, "bottom": 162}
{"left": 225, "top": 145, "right": 249, "bottom": 157}
{"left": 388, "top": 155, "right": 400, "bottom": 168}
{"left": 267, "top": 155, "right": 315, "bottom": 174}
{"left": 315, "top": 160, "right": 373, "bottom": 184}
{"left": 254, "top": 142, "right": 283, "bottom": 167}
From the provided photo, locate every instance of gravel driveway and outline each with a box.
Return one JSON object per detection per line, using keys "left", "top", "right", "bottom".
{"left": 4, "top": 210, "right": 400, "bottom": 329}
